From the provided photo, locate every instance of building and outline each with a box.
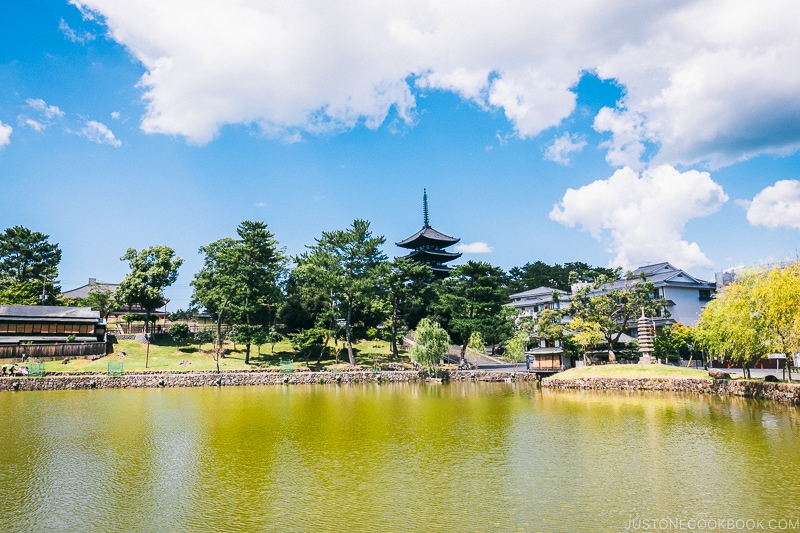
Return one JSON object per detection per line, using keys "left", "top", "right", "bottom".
{"left": 396, "top": 189, "right": 461, "bottom": 278}
{"left": 0, "top": 305, "right": 106, "bottom": 344}
{"left": 608, "top": 262, "right": 715, "bottom": 330}
{"left": 506, "top": 262, "right": 716, "bottom": 368}
{"left": 61, "top": 278, "right": 169, "bottom": 320}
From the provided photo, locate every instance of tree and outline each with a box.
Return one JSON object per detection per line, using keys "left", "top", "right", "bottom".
{"left": 302, "top": 220, "right": 387, "bottom": 366}
{"left": 696, "top": 276, "right": 765, "bottom": 379}
{"left": 568, "top": 274, "right": 666, "bottom": 363}
{"left": 504, "top": 330, "right": 529, "bottom": 364}
{"left": 194, "top": 329, "right": 216, "bottom": 352}
{"left": 433, "top": 261, "right": 510, "bottom": 363}
{"left": 696, "top": 265, "right": 800, "bottom": 381}
{"left": 0, "top": 225, "right": 62, "bottom": 304}
{"left": 410, "top": 318, "right": 449, "bottom": 375}
{"left": 81, "top": 286, "right": 119, "bottom": 321}
{"left": 569, "top": 318, "right": 604, "bottom": 365}
{"left": 508, "top": 261, "right": 618, "bottom": 294}
{"left": 168, "top": 323, "right": 192, "bottom": 347}
{"left": 383, "top": 257, "right": 434, "bottom": 359}
{"left": 116, "top": 246, "right": 183, "bottom": 335}
{"left": 192, "top": 221, "right": 287, "bottom": 367}
{"left": 654, "top": 323, "right": 699, "bottom": 364}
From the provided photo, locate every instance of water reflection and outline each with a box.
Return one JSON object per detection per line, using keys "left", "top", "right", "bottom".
{"left": 1, "top": 384, "right": 798, "bottom": 532}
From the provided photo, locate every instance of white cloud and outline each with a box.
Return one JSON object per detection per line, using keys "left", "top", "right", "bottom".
{"left": 74, "top": 120, "right": 122, "bottom": 147}
{"left": 746, "top": 180, "right": 800, "bottom": 230}
{"left": 72, "top": 0, "right": 800, "bottom": 167}
{"left": 0, "top": 121, "right": 12, "bottom": 147}
{"left": 22, "top": 118, "right": 45, "bottom": 132}
{"left": 549, "top": 165, "right": 728, "bottom": 270}
{"left": 26, "top": 98, "right": 65, "bottom": 119}
{"left": 111, "top": 111, "right": 121, "bottom": 119}
{"left": 254, "top": 202, "right": 266, "bottom": 207}
{"left": 59, "top": 18, "right": 96, "bottom": 43}
{"left": 544, "top": 132, "right": 587, "bottom": 165}
{"left": 455, "top": 241, "right": 493, "bottom": 254}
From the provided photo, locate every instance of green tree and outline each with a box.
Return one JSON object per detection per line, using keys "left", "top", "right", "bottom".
{"left": 303, "top": 219, "right": 387, "bottom": 366}
{"left": 194, "top": 329, "right": 216, "bottom": 352}
{"left": 80, "top": 286, "right": 119, "bottom": 321}
{"left": 192, "top": 221, "right": 287, "bottom": 366}
{"left": 569, "top": 317, "right": 604, "bottom": 365}
{"left": 568, "top": 274, "right": 666, "bottom": 363}
{"left": 410, "top": 318, "right": 449, "bottom": 374}
{"left": 697, "top": 265, "right": 800, "bottom": 381}
{"left": 0, "top": 225, "right": 62, "bottom": 304}
{"left": 508, "top": 261, "right": 618, "bottom": 293}
{"left": 433, "top": 261, "right": 510, "bottom": 364}
{"left": 116, "top": 246, "right": 183, "bottom": 335}
{"left": 504, "top": 330, "right": 529, "bottom": 364}
{"left": 168, "top": 322, "right": 192, "bottom": 347}
{"left": 383, "top": 257, "right": 434, "bottom": 359}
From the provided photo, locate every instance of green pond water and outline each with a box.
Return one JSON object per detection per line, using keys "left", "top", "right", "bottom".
{"left": 1, "top": 382, "right": 799, "bottom": 532}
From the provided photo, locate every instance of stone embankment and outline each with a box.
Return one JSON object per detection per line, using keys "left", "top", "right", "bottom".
{"left": 0, "top": 369, "right": 536, "bottom": 392}
{"left": 542, "top": 376, "right": 800, "bottom": 405}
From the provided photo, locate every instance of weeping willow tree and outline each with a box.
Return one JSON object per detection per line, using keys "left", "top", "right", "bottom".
{"left": 695, "top": 266, "right": 800, "bottom": 380}
{"left": 410, "top": 318, "right": 450, "bottom": 375}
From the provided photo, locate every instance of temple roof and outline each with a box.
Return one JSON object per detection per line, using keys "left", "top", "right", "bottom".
{"left": 399, "top": 248, "right": 462, "bottom": 263}
{"left": 396, "top": 226, "right": 460, "bottom": 248}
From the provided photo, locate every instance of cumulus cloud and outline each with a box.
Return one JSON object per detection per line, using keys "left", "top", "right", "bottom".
{"left": 549, "top": 165, "right": 728, "bottom": 270}
{"left": 111, "top": 111, "right": 120, "bottom": 119}
{"left": 73, "top": 120, "right": 122, "bottom": 147}
{"left": 71, "top": 0, "right": 800, "bottom": 167}
{"left": 544, "top": 132, "right": 587, "bottom": 165}
{"left": 455, "top": 241, "right": 493, "bottom": 254}
{"left": 0, "top": 121, "right": 12, "bottom": 147}
{"left": 746, "top": 180, "right": 800, "bottom": 230}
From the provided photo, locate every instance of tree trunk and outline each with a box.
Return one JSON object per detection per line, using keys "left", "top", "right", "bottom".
{"left": 316, "top": 336, "right": 330, "bottom": 366}
{"left": 391, "top": 301, "right": 398, "bottom": 360}
{"left": 460, "top": 342, "right": 467, "bottom": 365}
{"left": 608, "top": 348, "right": 617, "bottom": 364}
{"left": 786, "top": 356, "right": 793, "bottom": 383}
{"left": 345, "top": 306, "right": 355, "bottom": 366}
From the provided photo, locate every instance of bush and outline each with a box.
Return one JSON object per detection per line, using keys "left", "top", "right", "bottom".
{"left": 169, "top": 323, "right": 192, "bottom": 346}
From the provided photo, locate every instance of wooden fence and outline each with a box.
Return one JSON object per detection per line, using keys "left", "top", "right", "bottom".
{"left": 0, "top": 342, "right": 108, "bottom": 361}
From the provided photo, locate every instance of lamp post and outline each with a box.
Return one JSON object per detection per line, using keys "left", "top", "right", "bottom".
{"left": 145, "top": 333, "right": 151, "bottom": 369}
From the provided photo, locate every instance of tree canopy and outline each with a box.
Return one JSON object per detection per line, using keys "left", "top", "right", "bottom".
{"left": 296, "top": 219, "right": 387, "bottom": 366}
{"left": 116, "top": 246, "right": 183, "bottom": 332}
{"left": 0, "top": 225, "right": 62, "bottom": 304}
{"left": 508, "top": 261, "right": 618, "bottom": 294}
{"left": 433, "top": 260, "right": 511, "bottom": 362}
{"left": 568, "top": 274, "right": 666, "bottom": 363}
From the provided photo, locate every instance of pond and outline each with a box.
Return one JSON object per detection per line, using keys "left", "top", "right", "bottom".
{"left": 1, "top": 382, "right": 799, "bottom": 532}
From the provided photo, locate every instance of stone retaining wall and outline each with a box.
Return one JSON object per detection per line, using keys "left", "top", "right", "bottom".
{"left": 0, "top": 369, "right": 536, "bottom": 392}
{"left": 542, "top": 377, "right": 800, "bottom": 405}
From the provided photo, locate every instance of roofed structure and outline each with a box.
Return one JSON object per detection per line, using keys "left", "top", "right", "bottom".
{"left": 396, "top": 189, "right": 461, "bottom": 278}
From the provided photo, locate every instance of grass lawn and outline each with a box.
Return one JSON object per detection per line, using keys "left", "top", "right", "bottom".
{"left": 548, "top": 364, "right": 712, "bottom": 381}
{"left": 44, "top": 338, "right": 411, "bottom": 374}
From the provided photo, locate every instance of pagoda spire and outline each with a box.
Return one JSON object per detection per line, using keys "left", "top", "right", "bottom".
{"left": 423, "top": 188, "right": 429, "bottom": 228}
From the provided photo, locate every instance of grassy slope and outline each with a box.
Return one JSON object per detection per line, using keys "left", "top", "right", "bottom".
{"left": 43, "top": 338, "right": 410, "bottom": 374}
{"left": 547, "top": 364, "right": 712, "bottom": 381}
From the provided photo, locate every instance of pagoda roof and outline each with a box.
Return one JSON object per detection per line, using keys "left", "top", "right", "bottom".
{"left": 400, "top": 248, "right": 462, "bottom": 263}
{"left": 396, "top": 226, "right": 460, "bottom": 248}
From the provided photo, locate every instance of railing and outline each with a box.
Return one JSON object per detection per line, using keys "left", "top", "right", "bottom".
{"left": 0, "top": 342, "right": 107, "bottom": 360}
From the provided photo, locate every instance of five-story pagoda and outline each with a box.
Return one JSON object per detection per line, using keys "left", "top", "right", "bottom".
{"left": 396, "top": 189, "right": 461, "bottom": 278}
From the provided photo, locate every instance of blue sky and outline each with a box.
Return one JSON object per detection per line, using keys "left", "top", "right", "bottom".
{"left": 2, "top": 1, "right": 800, "bottom": 310}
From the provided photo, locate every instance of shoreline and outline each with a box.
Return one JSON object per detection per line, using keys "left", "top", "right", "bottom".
{"left": 542, "top": 376, "right": 800, "bottom": 405}
{"left": 0, "top": 369, "right": 536, "bottom": 392}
